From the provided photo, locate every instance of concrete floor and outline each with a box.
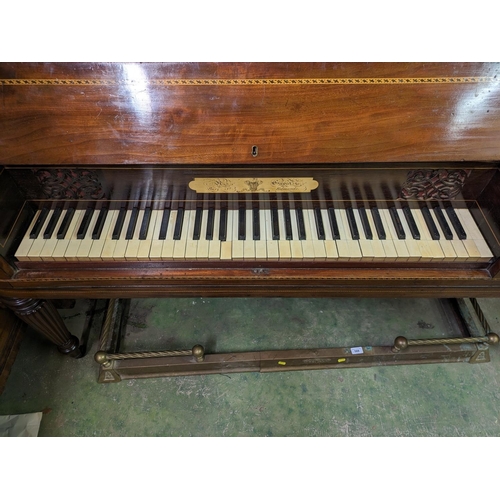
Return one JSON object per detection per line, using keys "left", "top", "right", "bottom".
{"left": 1, "top": 297, "right": 500, "bottom": 436}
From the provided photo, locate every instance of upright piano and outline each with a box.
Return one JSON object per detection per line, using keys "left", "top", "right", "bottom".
{"left": 1, "top": 62, "right": 500, "bottom": 362}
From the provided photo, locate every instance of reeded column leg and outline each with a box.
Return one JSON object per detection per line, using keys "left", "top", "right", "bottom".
{"left": 0, "top": 297, "right": 82, "bottom": 358}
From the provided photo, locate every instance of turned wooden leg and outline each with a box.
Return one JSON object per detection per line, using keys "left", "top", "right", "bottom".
{"left": 0, "top": 297, "right": 82, "bottom": 358}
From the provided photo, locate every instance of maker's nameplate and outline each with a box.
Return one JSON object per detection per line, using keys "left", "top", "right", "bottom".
{"left": 189, "top": 177, "right": 319, "bottom": 194}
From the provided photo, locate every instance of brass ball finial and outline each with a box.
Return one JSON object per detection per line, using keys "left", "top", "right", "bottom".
{"left": 192, "top": 345, "right": 205, "bottom": 362}
{"left": 487, "top": 333, "right": 500, "bottom": 345}
{"left": 94, "top": 351, "right": 109, "bottom": 365}
{"left": 393, "top": 336, "right": 409, "bottom": 352}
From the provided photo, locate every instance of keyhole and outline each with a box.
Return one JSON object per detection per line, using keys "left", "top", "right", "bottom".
{"left": 252, "top": 145, "right": 258, "bottom": 157}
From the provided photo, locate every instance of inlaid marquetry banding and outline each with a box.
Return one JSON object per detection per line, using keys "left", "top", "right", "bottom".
{"left": 11, "top": 275, "right": 487, "bottom": 282}
{"left": 0, "top": 77, "right": 494, "bottom": 86}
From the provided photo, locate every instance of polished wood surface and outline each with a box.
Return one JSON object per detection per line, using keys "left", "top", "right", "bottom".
{"left": 1, "top": 63, "right": 500, "bottom": 164}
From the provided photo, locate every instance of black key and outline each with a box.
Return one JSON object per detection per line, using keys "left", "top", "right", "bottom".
{"left": 433, "top": 206, "right": 453, "bottom": 240}
{"left": 402, "top": 206, "right": 420, "bottom": 240}
{"left": 44, "top": 207, "right": 62, "bottom": 239}
{"left": 421, "top": 206, "right": 440, "bottom": 240}
{"left": 271, "top": 208, "right": 280, "bottom": 240}
{"left": 446, "top": 206, "right": 467, "bottom": 240}
{"left": 92, "top": 208, "right": 108, "bottom": 240}
{"left": 139, "top": 208, "right": 152, "bottom": 240}
{"left": 296, "top": 208, "right": 306, "bottom": 240}
{"left": 218, "top": 208, "right": 228, "bottom": 241}
{"left": 112, "top": 208, "right": 126, "bottom": 240}
{"left": 125, "top": 208, "right": 139, "bottom": 240}
{"left": 77, "top": 208, "right": 94, "bottom": 239}
{"left": 346, "top": 207, "right": 359, "bottom": 240}
{"left": 253, "top": 208, "right": 260, "bottom": 240}
{"left": 358, "top": 207, "right": 373, "bottom": 240}
{"left": 57, "top": 208, "right": 75, "bottom": 239}
{"left": 173, "top": 208, "right": 184, "bottom": 240}
{"left": 238, "top": 208, "right": 246, "bottom": 240}
{"left": 389, "top": 206, "right": 406, "bottom": 240}
{"left": 206, "top": 208, "right": 215, "bottom": 240}
{"left": 284, "top": 207, "right": 293, "bottom": 240}
{"left": 30, "top": 208, "right": 49, "bottom": 239}
{"left": 327, "top": 208, "right": 340, "bottom": 240}
{"left": 158, "top": 208, "right": 171, "bottom": 240}
{"left": 192, "top": 208, "right": 203, "bottom": 240}
{"left": 370, "top": 207, "right": 386, "bottom": 240}
{"left": 313, "top": 208, "right": 325, "bottom": 240}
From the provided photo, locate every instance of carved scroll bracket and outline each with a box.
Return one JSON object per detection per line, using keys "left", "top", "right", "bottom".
{"left": 32, "top": 168, "right": 106, "bottom": 200}
{"left": 399, "top": 169, "right": 470, "bottom": 201}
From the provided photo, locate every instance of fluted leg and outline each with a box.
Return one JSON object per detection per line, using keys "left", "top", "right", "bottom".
{"left": 0, "top": 297, "right": 82, "bottom": 358}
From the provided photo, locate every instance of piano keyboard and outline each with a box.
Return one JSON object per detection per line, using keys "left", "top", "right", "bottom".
{"left": 14, "top": 205, "right": 494, "bottom": 263}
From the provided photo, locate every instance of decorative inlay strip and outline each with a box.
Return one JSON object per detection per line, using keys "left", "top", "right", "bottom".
{"left": 0, "top": 77, "right": 494, "bottom": 86}
{"left": 10, "top": 275, "right": 487, "bottom": 282}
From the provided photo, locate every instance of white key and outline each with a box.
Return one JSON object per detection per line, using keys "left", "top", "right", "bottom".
{"left": 38, "top": 210, "right": 67, "bottom": 261}
{"left": 289, "top": 209, "right": 303, "bottom": 260}
{"left": 184, "top": 210, "right": 199, "bottom": 260}
{"left": 53, "top": 209, "right": 85, "bottom": 261}
{"left": 161, "top": 210, "right": 177, "bottom": 260}
{"left": 337, "top": 208, "right": 362, "bottom": 260}
{"left": 208, "top": 209, "right": 221, "bottom": 260}
{"left": 196, "top": 209, "right": 210, "bottom": 260}
{"left": 138, "top": 209, "right": 159, "bottom": 260}
{"left": 148, "top": 209, "right": 165, "bottom": 260}
{"left": 63, "top": 210, "right": 87, "bottom": 261}
{"left": 76, "top": 210, "right": 101, "bottom": 261}
{"left": 429, "top": 208, "right": 456, "bottom": 262}
{"left": 366, "top": 209, "right": 389, "bottom": 261}
{"left": 88, "top": 210, "right": 117, "bottom": 261}
{"left": 173, "top": 210, "right": 191, "bottom": 260}
{"left": 27, "top": 210, "right": 55, "bottom": 260}
{"left": 456, "top": 209, "right": 493, "bottom": 261}
{"left": 220, "top": 210, "right": 233, "bottom": 260}
{"left": 378, "top": 209, "right": 407, "bottom": 262}
{"left": 220, "top": 209, "right": 233, "bottom": 260}
{"left": 277, "top": 209, "right": 291, "bottom": 260}
{"left": 306, "top": 209, "right": 326, "bottom": 260}
{"left": 412, "top": 208, "right": 444, "bottom": 261}
{"left": 353, "top": 209, "right": 374, "bottom": 261}
{"left": 265, "top": 209, "right": 279, "bottom": 261}
{"left": 243, "top": 209, "right": 256, "bottom": 260}
{"left": 124, "top": 210, "right": 143, "bottom": 260}
{"left": 231, "top": 209, "right": 244, "bottom": 260}
{"left": 255, "top": 209, "right": 267, "bottom": 260}
{"left": 300, "top": 209, "right": 316, "bottom": 260}
{"left": 15, "top": 210, "right": 43, "bottom": 261}
{"left": 396, "top": 209, "right": 421, "bottom": 262}
{"left": 100, "top": 210, "right": 120, "bottom": 260}
{"left": 113, "top": 209, "right": 133, "bottom": 260}
{"left": 321, "top": 208, "right": 338, "bottom": 259}
{"left": 441, "top": 209, "right": 469, "bottom": 261}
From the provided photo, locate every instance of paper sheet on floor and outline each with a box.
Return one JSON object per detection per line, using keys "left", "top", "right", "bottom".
{"left": 0, "top": 412, "right": 43, "bottom": 437}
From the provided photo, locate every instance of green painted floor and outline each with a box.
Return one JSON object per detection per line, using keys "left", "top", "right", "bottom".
{"left": 1, "top": 297, "right": 500, "bottom": 436}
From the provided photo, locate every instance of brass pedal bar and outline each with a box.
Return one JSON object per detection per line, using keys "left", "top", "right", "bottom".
{"left": 392, "top": 333, "right": 499, "bottom": 352}
{"left": 94, "top": 298, "right": 499, "bottom": 383}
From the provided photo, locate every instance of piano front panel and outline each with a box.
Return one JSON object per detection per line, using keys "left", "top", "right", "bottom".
{"left": 2, "top": 62, "right": 500, "bottom": 299}
{"left": 2, "top": 63, "right": 500, "bottom": 166}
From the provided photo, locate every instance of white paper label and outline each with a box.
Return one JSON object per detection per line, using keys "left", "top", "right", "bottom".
{"left": 350, "top": 347, "right": 364, "bottom": 355}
